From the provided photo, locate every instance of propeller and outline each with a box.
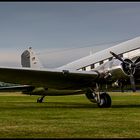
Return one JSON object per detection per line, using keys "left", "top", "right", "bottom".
{"left": 135, "top": 60, "right": 140, "bottom": 68}
{"left": 110, "top": 51, "right": 126, "bottom": 64}
{"left": 110, "top": 51, "right": 139, "bottom": 92}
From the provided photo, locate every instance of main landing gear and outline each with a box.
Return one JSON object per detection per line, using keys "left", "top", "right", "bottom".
{"left": 97, "top": 92, "right": 111, "bottom": 108}
{"left": 85, "top": 88, "right": 111, "bottom": 108}
{"left": 37, "top": 95, "right": 45, "bottom": 103}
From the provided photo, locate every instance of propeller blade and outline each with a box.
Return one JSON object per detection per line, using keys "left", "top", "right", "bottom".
{"left": 134, "top": 56, "right": 140, "bottom": 64}
{"left": 129, "top": 74, "right": 136, "bottom": 92}
{"left": 110, "top": 51, "right": 131, "bottom": 65}
{"left": 135, "top": 61, "right": 140, "bottom": 68}
{"left": 110, "top": 51, "right": 124, "bottom": 63}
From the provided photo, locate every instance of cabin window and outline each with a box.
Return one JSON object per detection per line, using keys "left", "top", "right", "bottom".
{"left": 78, "top": 69, "right": 82, "bottom": 71}
{"left": 85, "top": 66, "right": 91, "bottom": 71}
{"left": 99, "top": 61, "right": 103, "bottom": 65}
{"left": 103, "top": 59, "right": 108, "bottom": 63}
{"left": 91, "top": 64, "right": 94, "bottom": 69}
{"left": 95, "top": 63, "right": 99, "bottom": 68}
{"left": 82, "top": 67, "right": 86, "bottom": 71}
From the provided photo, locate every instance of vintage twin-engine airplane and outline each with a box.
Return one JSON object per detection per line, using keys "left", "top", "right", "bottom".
{"left": 0, "top": 37, "right": 140, "bottom": 108}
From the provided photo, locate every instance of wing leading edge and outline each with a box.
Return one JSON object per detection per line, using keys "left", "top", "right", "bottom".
{"left": 0, "top": 85, "right": 34, "bottom": 92}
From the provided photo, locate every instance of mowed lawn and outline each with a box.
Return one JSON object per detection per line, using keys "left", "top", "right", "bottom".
{"left": 0, "top": 92, "right": 139, "bottom": 138}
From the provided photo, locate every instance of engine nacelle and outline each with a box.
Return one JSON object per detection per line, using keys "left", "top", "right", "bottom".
{"left": 121, "top": 58, "right": 135, "bottom": 75}
{"left": 95, "top": 59, "right": 129, "bottom": 82}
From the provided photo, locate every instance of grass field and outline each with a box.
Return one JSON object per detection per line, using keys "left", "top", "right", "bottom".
{"left": 0, "top": 92, "right": 140, "bottom": 138}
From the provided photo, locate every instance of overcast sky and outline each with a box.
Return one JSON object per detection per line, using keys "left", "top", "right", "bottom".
{"left": 0, "top": 2, "right": 140, "bottom": 68}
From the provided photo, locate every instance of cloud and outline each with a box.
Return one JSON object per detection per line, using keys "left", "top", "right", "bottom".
{"left": 0, "top": 50, "right": 20, "bottom": 67}
{"left": 0, "top": 42, "right": 117, "bottom": 68}
{"left": 39, "top": 44, "right": 114, "bottom": 68}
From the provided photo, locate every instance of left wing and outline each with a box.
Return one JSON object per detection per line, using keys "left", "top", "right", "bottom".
{"left": 0, "top": 67, "right": 99, "bottom": 90}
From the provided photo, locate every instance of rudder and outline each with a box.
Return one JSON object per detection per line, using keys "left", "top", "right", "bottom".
{"left": 21, "top": 47, "right": 43, "bottom": 68}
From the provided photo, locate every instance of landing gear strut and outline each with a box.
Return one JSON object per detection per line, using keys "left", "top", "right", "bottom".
{"left": 85, "top": 88, "right": 111, "bottom": 108}
{"left": 37, "top": 95, "right": 45, "bottom": 103}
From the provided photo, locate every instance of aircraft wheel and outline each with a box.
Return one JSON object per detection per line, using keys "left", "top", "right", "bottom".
{"left": 85, "top": 88, "right": 96, "bottom": 103}
{"left": 37, "top": 97, "right": 43, "bottom": 103}
{"left": 97, "top": 92, "right": 111, "bottom": 108}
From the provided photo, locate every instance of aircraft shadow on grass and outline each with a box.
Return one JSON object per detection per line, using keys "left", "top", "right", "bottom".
{"left": 2, "top": 101, "right": 140, "bottom": 109}
{"left": 112, "top": 104, "right": 140, "bottom": 108}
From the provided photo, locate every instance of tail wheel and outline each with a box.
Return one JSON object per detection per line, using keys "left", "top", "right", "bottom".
{"left": 37, "top": 96, "right": 45, "bottom": 103}
{"left": 97, "top": 92, "right": 111, "bottom": 108}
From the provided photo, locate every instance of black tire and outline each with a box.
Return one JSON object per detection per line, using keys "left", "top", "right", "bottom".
{"left": 97, "top": 92, "right": 111, "bottom": 108}
{"left": 37, "top": 98, "right": 43, "bottom": 103}
{"left": 85, "top": 90, "right": 96, "bottom": 103}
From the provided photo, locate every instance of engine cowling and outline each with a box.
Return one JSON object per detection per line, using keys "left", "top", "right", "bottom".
{"left": 121, "top": 58, "right": 135, "bottom": 76}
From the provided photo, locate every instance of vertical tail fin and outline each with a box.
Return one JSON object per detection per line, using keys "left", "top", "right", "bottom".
{"left": 21, "top": 47, "right": 43, "bottom": 68}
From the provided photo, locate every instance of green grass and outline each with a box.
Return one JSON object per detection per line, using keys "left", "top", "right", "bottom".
{"left": 0, "top": 92, "right": 140, "bottom": 138}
